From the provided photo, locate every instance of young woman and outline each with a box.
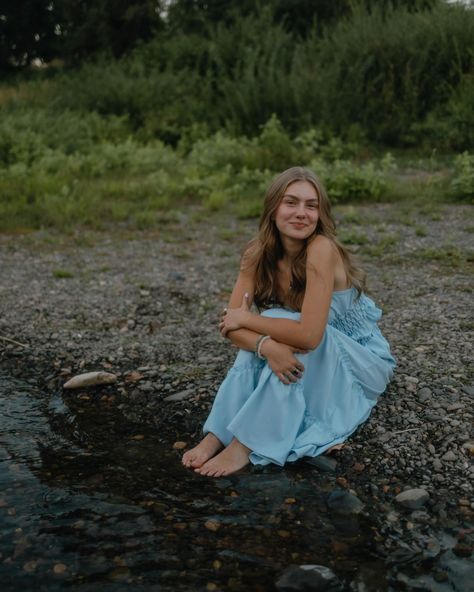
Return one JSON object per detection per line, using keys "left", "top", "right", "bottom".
{"left": 182, "top": 166, "right": 396, "bottom": 477}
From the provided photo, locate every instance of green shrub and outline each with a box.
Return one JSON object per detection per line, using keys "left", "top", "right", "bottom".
{"left": 411, "top": 74, "right": 474, "bottom": 151}
{"left": 450, "top": 152, "right": 474, "bottom": 201}
{"left": 310, "top": 158, "right": 388, "bottom": 203}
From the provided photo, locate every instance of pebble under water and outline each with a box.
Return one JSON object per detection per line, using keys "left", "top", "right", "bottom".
{"left": 0, "top": 372, "right": 471, "bottom": 591}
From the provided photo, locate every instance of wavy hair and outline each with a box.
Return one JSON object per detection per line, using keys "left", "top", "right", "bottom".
{"left": 242, "top": 166, "right": 366, "bottom": 311}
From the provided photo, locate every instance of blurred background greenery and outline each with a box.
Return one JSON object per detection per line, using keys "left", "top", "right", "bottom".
{"left": 0, "top": 0, "right": 472, "bottom": 231}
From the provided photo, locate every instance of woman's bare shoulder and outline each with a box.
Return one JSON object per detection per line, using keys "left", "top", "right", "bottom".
{"left": 306, "top": 235, "right": 338, "bottom": 260}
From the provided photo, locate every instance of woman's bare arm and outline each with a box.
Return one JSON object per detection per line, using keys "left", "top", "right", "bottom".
{"left": 221, "top": 236, "right": 337, "bottom": 350}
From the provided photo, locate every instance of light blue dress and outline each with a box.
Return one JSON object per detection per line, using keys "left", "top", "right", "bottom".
{"left": 203, "top": 288, "right": 396, "bottom": 466}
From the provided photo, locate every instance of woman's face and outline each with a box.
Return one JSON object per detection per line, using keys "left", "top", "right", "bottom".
{"left": 274, "top": 180, "right": 319, "bottom": 243}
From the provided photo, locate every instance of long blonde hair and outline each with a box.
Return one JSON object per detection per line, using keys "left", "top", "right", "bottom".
{"left": 242, "top": 166, "right": 366, "bottom": 311}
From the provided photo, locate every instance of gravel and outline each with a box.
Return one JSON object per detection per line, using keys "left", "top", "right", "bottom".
{"left": 1, "top": 202, "right": 473, "bottom": 570}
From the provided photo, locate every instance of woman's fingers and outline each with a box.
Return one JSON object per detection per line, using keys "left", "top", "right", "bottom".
{"left": 277, "top": 369, "right": 301, "bottom": 384}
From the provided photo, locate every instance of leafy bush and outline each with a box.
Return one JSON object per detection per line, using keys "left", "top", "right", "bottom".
{"left": 310, "top": 158, "right": 389, "bottom": 203}
{"left": 450, "top": 152, "right": 474, "bottom": 201}
{"left": 411, "top": 74, "right": 474, "bottom": 151}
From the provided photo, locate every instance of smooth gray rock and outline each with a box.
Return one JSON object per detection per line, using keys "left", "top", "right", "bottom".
{"left": 63, "top": 371, "right": 117, "bottom": 389}
{"left": 327, "top": 490, "right": 364, "bottom": 515}
{"left": 164, "top": 388, "right": 194, "bottom": 402}
{"left": 395, "top": 488, "right": 430, "bottom": 509}
{"left": 276, "top": 565, "right": 343, "bottom": 592}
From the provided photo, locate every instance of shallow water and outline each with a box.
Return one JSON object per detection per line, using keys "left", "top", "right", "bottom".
{"left": 0, "top": 372, "right": 472, "bottom": 591}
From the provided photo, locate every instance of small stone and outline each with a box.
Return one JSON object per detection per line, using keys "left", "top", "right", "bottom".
{"left": 23, "top": 560, "right": 38, "bottom": 572}
{"left": 130, "top": 434, "right": 145, "bottom": 441}
{"left": 108, "top": 567, "right": 131, "bottom": 581}
{"left": 395, "top": 488, "right": 430, "bottom": 509}
{"left": 53, "top": 563, "right": 67, "bottom": 575}
{"left": 124, "top": 371, "right": 143, "bottom": 383}
{"left": 164, "top": 389, "right": 194, "bottom": 402}
{"left": 278, "top": 530, "right": 291, "bottom": 538}
{"left": 204, "top": 520, "right": 220, "bottom": 532}
{"left": 462, "top": 385, "right": 474, "bottom": 397}
{"left": 173, "top": 441, "right": 187, "bottom": 450}
{"left": 461, "top": 442, "right": 474, "bottom": 455}
{"left": 441, "top": 451, "right": 457, "bottom": 461}
{"left": 276, "top": 564, "right": 343, "bottom": 592}
{"left": 353, "top": 462, "right": 365, "bottom": 473}
{"left": 417, "top": 387, "right": 432, "bottom": 403}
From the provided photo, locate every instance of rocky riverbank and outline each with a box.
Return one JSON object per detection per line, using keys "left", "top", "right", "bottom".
{"left": 1, "top": 202, "right": 473, "bottom": 589}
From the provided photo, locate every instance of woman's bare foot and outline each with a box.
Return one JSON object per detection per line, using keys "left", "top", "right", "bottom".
{"left": 195, "top": 438, "right": 251, "bottom": 477}
{"left": 182, "top": 433, "right": 224, "bottom": 469}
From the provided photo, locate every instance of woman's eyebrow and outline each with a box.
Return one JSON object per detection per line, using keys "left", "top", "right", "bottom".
{"left": 283, "top": 193, "right": 319, "bottom": 202}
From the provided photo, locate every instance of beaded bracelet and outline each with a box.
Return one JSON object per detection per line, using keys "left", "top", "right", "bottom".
{"left": 256, "top": 335, "right": 271, "bottom": 360}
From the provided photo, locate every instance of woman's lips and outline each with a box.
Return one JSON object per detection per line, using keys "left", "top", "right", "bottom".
{"left": 291, "top": 223, "right": 306, "bottom": 229}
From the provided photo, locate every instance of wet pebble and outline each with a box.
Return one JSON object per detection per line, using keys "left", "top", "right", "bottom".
{"left": 276, "top": 564, "right": 343, "bottom": 592}
{"left": 326, "top": 490, "right": 364, "bottom": 515}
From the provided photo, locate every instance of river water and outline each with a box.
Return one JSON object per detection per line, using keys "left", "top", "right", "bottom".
{"left": 0, "top": 372, "right": 471, "bottom": 591}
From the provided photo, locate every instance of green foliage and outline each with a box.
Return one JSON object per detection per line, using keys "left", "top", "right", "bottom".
{"left": 310, "top": 158, "right": 390, "bottom": 203}
{"left": 314, "top": 2, "right": 474, "bottom": 145}
{"left": 450, "top": 152, "right": 474, "bottom": 201}
{"left": 411, "top": 74, "right": 474, "bottom": 151}
{"left": 7, "top": 1, "right": 469, "bottom": 150}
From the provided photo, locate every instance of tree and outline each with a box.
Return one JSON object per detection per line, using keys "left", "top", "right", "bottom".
{"left": 0, "top": 0, "right": 165, "bottom": 70}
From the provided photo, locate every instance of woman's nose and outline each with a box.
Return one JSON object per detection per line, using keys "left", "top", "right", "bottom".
{"left": 296, "top": 206, "right": 306, "bottom": 217}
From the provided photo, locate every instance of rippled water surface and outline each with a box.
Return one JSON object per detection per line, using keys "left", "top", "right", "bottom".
{"left": 0, "top": 372, "right": 471, "bottom": 591}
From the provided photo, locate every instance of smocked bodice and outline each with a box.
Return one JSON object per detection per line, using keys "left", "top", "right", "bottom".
{"left": 328, "top": 288, "right": 382, "bottom": 345}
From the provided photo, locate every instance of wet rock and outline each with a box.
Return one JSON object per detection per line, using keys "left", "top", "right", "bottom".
{"left": 276, "top": 564, "right": 343, "bottom": 592}
{"left": 63, "top": 371, "right": 117, "bottom": 389}
{"left": 395, "top": 488, "right": 430, "bottom": 509}
{"left": 306, "top": 456, "right": 337, "bottom": 473}
{"left": 204, "top": 520, "right": 221, "bottom": 532}
{"left": 441, "top": 450, "right": 457, "bottom": 461}
{"left": 327, "top": 490, "right": 364, "bottom": 515}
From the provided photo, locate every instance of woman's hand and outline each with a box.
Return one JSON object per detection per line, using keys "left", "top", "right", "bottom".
{"left": 260, "top": 338, "right": 307, "bottom": 385}
{"left": 220, "top": 293, "right": 252, "bottom": 337}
